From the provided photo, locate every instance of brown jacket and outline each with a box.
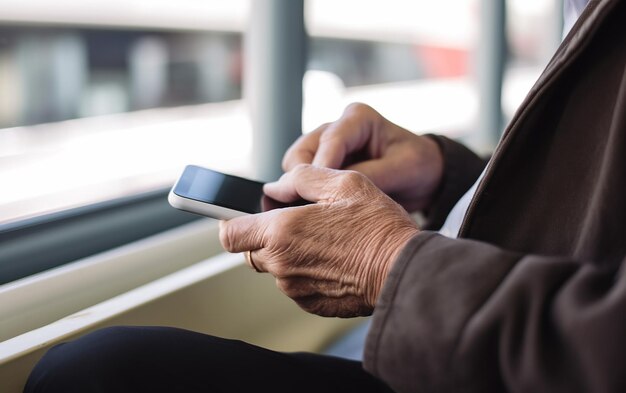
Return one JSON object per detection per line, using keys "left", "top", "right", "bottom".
{"left": 364, "top": 0, "right": 626, "bottom": 392}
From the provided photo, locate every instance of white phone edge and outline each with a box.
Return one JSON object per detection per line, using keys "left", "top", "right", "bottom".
{"left": 168, "top": 188, "right": 250, "bottom": 220}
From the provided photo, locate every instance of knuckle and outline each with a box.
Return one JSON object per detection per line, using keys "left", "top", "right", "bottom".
{"left": 318, "top": 127, "right": 339, "bottom": 144}
{"left": 281, "top": 157, "right": 291, "bottom": 172}
{"left": 315, "top": 122, "right": 331, "bottom": 132}
{"left": 343, "top": 102, "right": 371, "bottom": 117}
{"left": 282, "top": 147, "right": 296, "bottom": 171}
{"left": 271, "top": 212, "right": 299, "bottom": 248}
{"left": 282, "top": 135, "right": 308, "bottom": 170}
{"left": 275, "top": 278, "right": 299, "bottom": 297}
{"left": 291, "top": 163, "right": 311, "bottom": 177}
{"left": 295, "top": 297, "right": 329, "bottom": 316}
{"left": 338, "top": 170, "right": 365, "bottom": 189}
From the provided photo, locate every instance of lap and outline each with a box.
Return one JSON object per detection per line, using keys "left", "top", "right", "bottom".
{"left": 25, "top": 326, "right": 393, "bottom": 393}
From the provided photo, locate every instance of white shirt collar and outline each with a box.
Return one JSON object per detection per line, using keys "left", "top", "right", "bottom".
{"left": 563, "top": 0, "right": 591, "bottom": 39}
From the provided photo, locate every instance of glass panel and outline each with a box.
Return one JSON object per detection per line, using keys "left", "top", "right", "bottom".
{"left": 0, "top": 0, "right": 561, "bottom": 225}
{"left": 0, "top": 1, "right": 252, "bottom": 224}
{"left": 304, "top": 0, "right": 560, "bottom": 152}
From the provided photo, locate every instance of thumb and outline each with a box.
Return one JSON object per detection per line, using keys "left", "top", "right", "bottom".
{"left": 219, "top": 213, "right": 270, "bottom": 253}
{"left": 263, "top": 164, "right": 339, "bottom": 203}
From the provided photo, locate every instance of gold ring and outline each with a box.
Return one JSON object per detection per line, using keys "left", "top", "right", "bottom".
{"left": 245, "top": 250, "right": 262, "bottom": 273}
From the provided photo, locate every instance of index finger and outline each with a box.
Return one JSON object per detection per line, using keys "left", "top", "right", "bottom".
{"left": 282, "top": 124, "right": 327, "bottom": 172}
{"left": 311, "top": 104, "right": 376, "bottom": 168}
{"left": 286, "top": 118, "right": 368, "bottom": 170}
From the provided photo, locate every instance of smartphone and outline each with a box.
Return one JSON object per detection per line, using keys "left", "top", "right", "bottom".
{"left": 169, "top": 165, "right": 265, "bottom": 220}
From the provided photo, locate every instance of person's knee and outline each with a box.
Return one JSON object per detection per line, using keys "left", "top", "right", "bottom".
{"left": 24, "top": 326, "right": 147, "bottom": 393}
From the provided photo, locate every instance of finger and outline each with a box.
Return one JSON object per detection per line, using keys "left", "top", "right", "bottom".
{"left": 311, "top": 131, "right": 347, "bottom": 168}
{"left": 282, "top": 125, "right": 326, "bottom": 171}
{"left": 260, "top": 194, "right": 286, "bottom": 212}
{"left": 346, "top": 158, "right": 397, "bottom": 192}
{"left": 219, "top": 213, "right": 273, "bottom": 253}
{"left": 247, "top": 250, "right": 265, "bottom": 273}
{"left": 311, "top": 112, "right": 374, "bottom": 168}
{"left": 276, "top": 276, "right": 357, "bottom": 299}
{"left": 263, "top": 164, "right": 339, "bottom": 203}
{"left": 286, "top": 291, "right": 367, "bottom": 318}
{"left": 275, "top": 277, "right": 317, "bottom": 298}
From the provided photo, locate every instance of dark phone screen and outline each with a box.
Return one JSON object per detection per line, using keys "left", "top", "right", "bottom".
{"left": 173, "top": 165, "right": 264, "bottom": 214}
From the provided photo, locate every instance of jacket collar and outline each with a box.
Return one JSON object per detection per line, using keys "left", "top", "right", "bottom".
{"left": 458, "top": 0, "right": 621, "bottom": 238}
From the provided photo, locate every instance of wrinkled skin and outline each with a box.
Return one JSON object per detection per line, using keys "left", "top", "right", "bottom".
{"left": 283, "top": 103, "right": 443, "bottom": 212}
{"left": 220, "top": 165, "right": 419, "bottom": 317}
{"left": 219, "top": 103, "right": 444, "bottom": 317}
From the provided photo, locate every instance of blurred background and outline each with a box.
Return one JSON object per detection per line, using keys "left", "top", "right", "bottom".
{"left": 0, "top": 0, "right": 563, "bottom": 224}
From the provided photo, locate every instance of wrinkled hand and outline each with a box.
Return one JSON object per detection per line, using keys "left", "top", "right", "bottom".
{"left": 283, "top": 103, "right": 444, "bottom": 212}
{"left": 219, "top": 164, "right": 419, "bottom": 317}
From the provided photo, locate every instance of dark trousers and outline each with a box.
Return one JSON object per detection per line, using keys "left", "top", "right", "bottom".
{"left": 24, "top": 326, "right": 394, "bottom": 393}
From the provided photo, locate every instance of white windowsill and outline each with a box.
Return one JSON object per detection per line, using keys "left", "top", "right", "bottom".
{"left": 0, "top": 251, "right": 243, "bottom": 364}
{"left": 0, "top": 219, "right": 223, "bottom": 342}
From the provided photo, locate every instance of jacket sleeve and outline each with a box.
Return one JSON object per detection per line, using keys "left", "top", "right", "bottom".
{"left": 364, "top": 231, "right": 626, "bottom": 393}
{"left": 422, "top": 135, "right": 487, "bottom": 230}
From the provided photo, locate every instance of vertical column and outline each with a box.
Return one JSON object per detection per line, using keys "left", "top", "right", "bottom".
{"left": 129, "top": 36, "right": 168, "bottom": 110}
{"left": 17, "top": 32, "right": 87, "bottom": 125}
{"left": 197, "top": 34, "right": 235, "bottom": 103}
{"left": 50, "top": 33, "right": 87, "bottom": 121}
{"left": 245, "top": 0, "right": 307, "bottom": 181}
{"left": 476, "top": 0, "right": 507, "bottom": 149}
{"left": 0, "top": 38, "right": 20, "bottom": 128}
{"left": 555, "top": 0, "right": 565, "bottom": 43}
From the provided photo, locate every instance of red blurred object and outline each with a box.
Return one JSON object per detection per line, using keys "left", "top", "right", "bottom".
{"left": 416, "top": 45, "right": 469, "bottom": 78}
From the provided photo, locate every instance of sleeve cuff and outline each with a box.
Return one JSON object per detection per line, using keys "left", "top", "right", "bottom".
{"left": 422, "top": 135, "right": 487, "bottom": 230}
{"left": 364, "top": 231, "right": 518, "bottom": 392}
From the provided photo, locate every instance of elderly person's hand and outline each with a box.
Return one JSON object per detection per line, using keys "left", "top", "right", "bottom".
{"left": 219, "top": 164, "right": 418, "bottom": 317}
{"left": 283, "top": 103, "right": 444, "bottom": 212}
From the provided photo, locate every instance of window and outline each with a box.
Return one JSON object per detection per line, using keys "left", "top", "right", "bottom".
{"left": 0, "top": 0, "right": 252, "bottom": 225}
{"left": 303, "top": 0, "right": 562, "bottom": 153}
{"left": 0, "top": 0, "right": 562, "bottom": 283}
{"left": 0, "top": 1, "right": 252, "bottom": 284}
{"left": 0, "top": 2, "right": 565, "bottom": 387}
